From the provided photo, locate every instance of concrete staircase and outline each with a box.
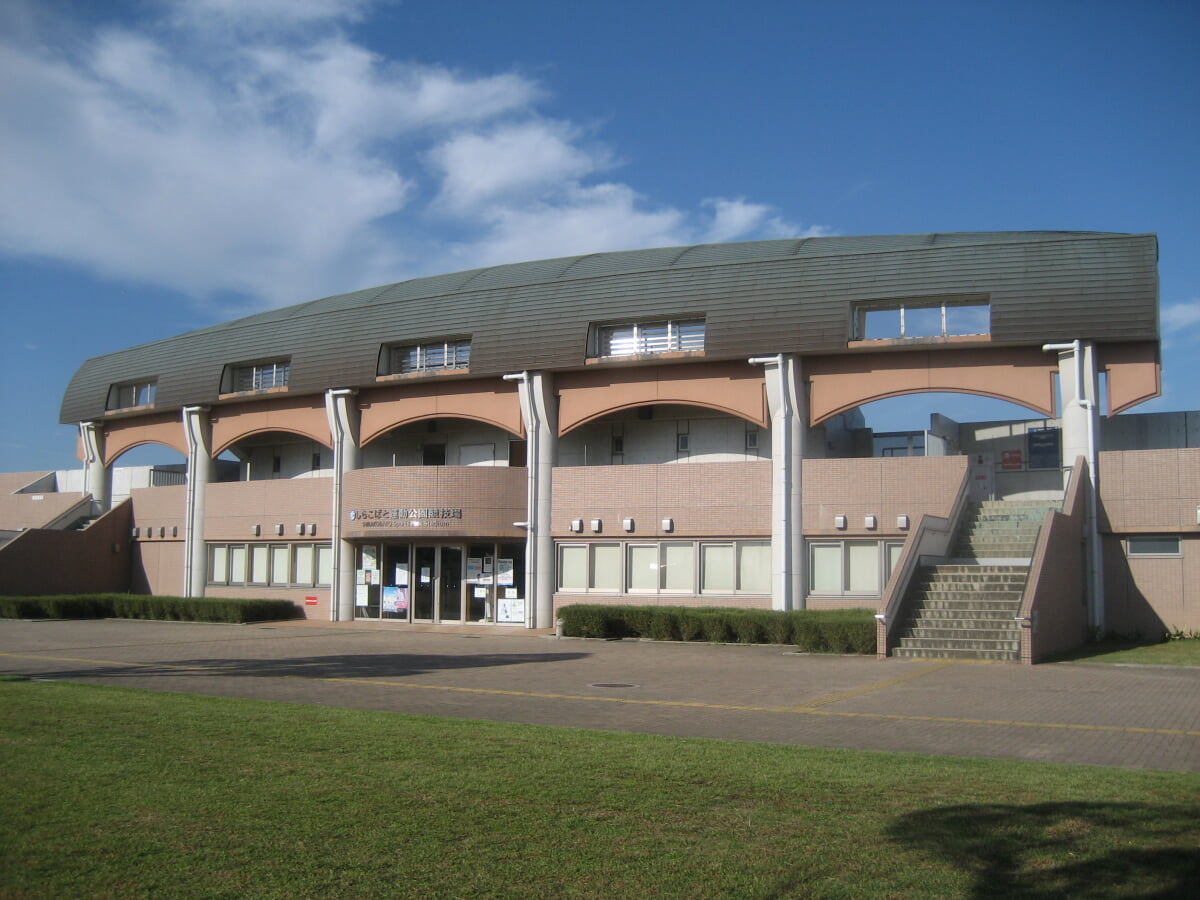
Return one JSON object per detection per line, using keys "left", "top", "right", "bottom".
{"left": 892, "top": 501, "right": 1057, "bottom": 661}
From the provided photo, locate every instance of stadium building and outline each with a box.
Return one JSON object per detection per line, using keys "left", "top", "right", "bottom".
{"left": 3, "top": 231, "right": 1195, "bottom": 661}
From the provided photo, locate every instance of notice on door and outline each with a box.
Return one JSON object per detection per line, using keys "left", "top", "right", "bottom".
{"left": 382, "top": 586, "right": 408, "bottom": 613}
{"left": 497, "top": 558, "right": 514, "bottom": 586}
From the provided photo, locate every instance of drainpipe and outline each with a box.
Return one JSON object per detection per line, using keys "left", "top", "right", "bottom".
{"left": 1043, "top": 340, "right": 1104, "bottom": 634}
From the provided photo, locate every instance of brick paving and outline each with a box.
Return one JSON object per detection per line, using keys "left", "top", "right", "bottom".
{"left": 2, "top": 618, "right": 1198, "bottom": 772}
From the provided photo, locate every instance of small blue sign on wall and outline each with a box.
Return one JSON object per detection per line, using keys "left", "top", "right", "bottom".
{"left": 1027, "top": 427, "right": 1061, "bottom": 470}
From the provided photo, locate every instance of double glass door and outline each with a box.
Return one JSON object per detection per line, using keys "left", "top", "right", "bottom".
{"left": 412, "top": 546, "right": 462, "bottom": 622}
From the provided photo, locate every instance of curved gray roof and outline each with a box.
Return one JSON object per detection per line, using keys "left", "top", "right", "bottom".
{"left": 61, "top": 231, "right": 1159, "bottom": 424}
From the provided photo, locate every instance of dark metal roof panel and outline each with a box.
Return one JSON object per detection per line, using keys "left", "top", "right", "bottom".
{"left": 60, "top": 232, "right": 1159, "bottom": 424}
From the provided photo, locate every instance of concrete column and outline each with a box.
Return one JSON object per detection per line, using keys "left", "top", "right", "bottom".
{"left": 325, "top": 389, "right": 360, "bottom": 622}
{"left": 182, "top": 407, "right": 215, "bottom": 598}
{"left": 752, "top": 355, "right": 807, "bottom": 611}
{"left": 508, "top": 371, "right": 557, "bottom": 629}
{"left": 1054, "top": 341, "right": 1104, "bottom": 633}
{"left": 79, "top": 422, "right": 111, "bottom": 511}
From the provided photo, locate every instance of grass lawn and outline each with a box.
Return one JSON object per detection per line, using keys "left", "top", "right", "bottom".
{"left": 2, "top": 682, "right": 1198, "bottom": 899}
{"left": 1052, "top": 638, "right": 1200, "bottom": 667}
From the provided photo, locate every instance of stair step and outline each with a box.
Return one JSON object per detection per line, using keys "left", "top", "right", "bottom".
{"left": 898, "top": 636, "right": 1020, "bottom": 651}
{"left": 907, "top": 627, "right": 1019, "bottom": 640}
{"left": 892, "top": 647, "right": 1020, "bottom": 661}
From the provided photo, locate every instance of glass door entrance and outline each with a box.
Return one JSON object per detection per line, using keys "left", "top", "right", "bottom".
{"left": 412, "top": 545, "right": 464, "bottom": 623}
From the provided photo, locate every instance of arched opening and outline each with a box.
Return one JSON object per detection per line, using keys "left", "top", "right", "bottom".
{"left": 104, "top": 442, "right": 190, "bottom": 505}
{"left": 219, "top": 430, "right": 333, "bottom": 481}
{"left": 361, "top": 417, "right": 525, "bottom": 468}
{"left": 559, "top": 403, "right": 765, "bottom": 467}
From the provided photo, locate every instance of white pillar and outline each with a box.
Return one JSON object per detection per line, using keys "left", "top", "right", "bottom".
{"left": 325, "top": 389, "right": 360, "bottom": 621}
{"left": 1052, "top": 341, "right": 1104, "bottom": 633}
{"left": 507, "top": 371, "right": 557, "bottom": 629}
{"left": 751, "top": 355, "right": 806, "bottom": 611}
{"left": 79, "top": 422, "right": 111, "bottom": 511}
{"left": 182, "top": 406, "right": 214, "bottom": 598}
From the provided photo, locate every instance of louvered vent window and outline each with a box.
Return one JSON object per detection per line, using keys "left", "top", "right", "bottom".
{"left": 107, "top": 380, "right": 156, "bottom": 410}
{"left": 231, "top": 359, "right": 290, "bottom": 392}
{"left": 388, "top": 339, "right": 471, "bottom": 375}
{"left": 594, "top": 319, "right": 705, "bottom": 357}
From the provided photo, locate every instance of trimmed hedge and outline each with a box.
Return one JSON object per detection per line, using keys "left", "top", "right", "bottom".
{"left": 0, "top": 594, "right": 299, "bottom": 624}
{"left": 558, "top": 605, "right": 876, "bottom": 654}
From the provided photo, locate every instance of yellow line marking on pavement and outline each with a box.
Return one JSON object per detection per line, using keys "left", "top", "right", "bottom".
{"left": 5, "top": 651, "right": 1200, "bottom": 738}
{"left": 783, "top": 660, "right": 955, "bottom": 710}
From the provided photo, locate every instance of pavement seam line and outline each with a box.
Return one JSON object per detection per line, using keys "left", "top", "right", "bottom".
{"left": 6, "top": 651, "right": 1199, "bottom": 738}
{"left": 786, "top": 660, "right": 956, "bottom": 710}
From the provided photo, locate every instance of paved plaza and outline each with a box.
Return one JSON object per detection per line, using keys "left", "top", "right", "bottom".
{"left": 1, "top": 618, "right": 1198, "bottom": 771}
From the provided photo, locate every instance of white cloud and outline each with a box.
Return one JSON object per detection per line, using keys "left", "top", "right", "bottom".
{"left": 0, "top": 0, "right": 825, "bottom": 312}
{"left": 1162, "top": 299, "right": 1200, "bottom": 333}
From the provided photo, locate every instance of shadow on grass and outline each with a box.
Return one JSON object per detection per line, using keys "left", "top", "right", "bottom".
{"left": 887, "top": 801, "right": 1200, "bottom": 898}
{"left": 27, "top": 650, "right": 590, "bottom": 682}
{"left": 1042, "top": 641, "right": 1168, "bottom": 663}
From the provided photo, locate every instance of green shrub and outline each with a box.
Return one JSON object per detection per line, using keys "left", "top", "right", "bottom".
{"left": 0, "top": 594, "right": 297, "bottom": 624}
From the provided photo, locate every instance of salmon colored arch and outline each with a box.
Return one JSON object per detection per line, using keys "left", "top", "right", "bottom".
{"left": 358, "top": 383, "right": 524, "bottom": 446}
{"left": 557, "top": 362, "right": 767, "bottom": 436}
{"left": 209, "top": 396, "right": 332, "bottom": 457}
{"left": 562, "top": 399, "right": 764, "bottom": 436}
{"left": 361, "top": 413, "right": 524, "bottom": 447}
{"left": 806, "top": 347, "right": 1057, "bottom": 425}
{"left": 212, "top": 426, "right": 333, "bottom": 457}
{"left": 102, "top": 415, "right": 188, "bottom": 465}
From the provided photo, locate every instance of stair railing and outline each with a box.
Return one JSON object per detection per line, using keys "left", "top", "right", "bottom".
{"left": 876, "top": 465, "right": 972, "bottom": 658}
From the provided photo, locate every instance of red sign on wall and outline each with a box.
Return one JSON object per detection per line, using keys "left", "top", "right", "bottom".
{"left": 1001, "top": 449, "right": 1023, "bottom": 470}
{"left": 305, "top": 596, "right": 318, "bottom": 606}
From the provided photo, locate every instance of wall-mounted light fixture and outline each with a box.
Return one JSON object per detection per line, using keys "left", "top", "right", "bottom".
{"left": 308, "top": 524, "right": 317, "bottom": 536}
{"left": 661, "top": 518, "right": 674, "bottom": 533}
{"left": 590, "top": 518, "right": 602, "bottom": 533}
{"left": 170, "top": 525, "right": 178, "bottom": 538}
{"left": 296, "top": 524, "right": 306, "bottom": 535}
{"left": 250, "top": 524, "right": 261, "bottom": 536}
{"left": 623, "top": 517, "right": 634, "bottom": 532}
{"left": 570, "top": 518, "right": 583, "bottom": 533}
{"left": 834, "top": 515, "right": 847, "bottom": 530}
{"left": 864, "top": 515, "right": 877, "bottom": 530}
{"left": 131, "top": 528, "right": 140, "bottom": 538}
{"left": 897, "top": 514, "right": 910, "bottom": 530}
{"left": 158, "top": 526, "right": 166, "bottom": 538}
{"left": 275, "top": 523, "right": 284, "bottom": 536}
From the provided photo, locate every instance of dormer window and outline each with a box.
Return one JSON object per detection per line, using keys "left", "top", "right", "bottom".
{"left": 853, "top": 297, "right": 989, "bottom": 341}
{"left": 107, "top": 380, "right": 156, "bottom": 410}
{"left": 592, "top": 318, "right": 705, "bottom": 358}
{"left": 222, "top": 359, "right": 290, "bottom": 393}
{"left": 382, "top": 338, "right": 471, "bottom": 376}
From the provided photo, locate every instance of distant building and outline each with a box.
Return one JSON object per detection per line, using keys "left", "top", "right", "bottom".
{"left": 3, "top": 231, "right": 1191, "bottom": 661}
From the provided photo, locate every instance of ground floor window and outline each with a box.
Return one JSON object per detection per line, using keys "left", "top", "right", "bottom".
{"left": 556, "top": 539, "right": 770, "bottom": 596}
{"left": 807, "top": 540, "right": 903, "bottom": 598}
{"left": 207, "top": 542, "right": 331, "bottom": 587}
{"left": 354, "top": 540, "right": 525, "bottom": 624}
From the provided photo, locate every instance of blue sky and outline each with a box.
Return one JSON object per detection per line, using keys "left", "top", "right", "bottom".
{"left": 1, "top": 0, "right": 1198, "bottom": 473}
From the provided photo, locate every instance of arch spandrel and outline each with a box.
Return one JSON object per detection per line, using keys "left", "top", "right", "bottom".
{"left": 806, "top": 347, "right": 1057, "bottom": 425}
{"left": 210, "top": 396, "right": 332, "bottom": 457}
{"left": 102, "top": 414, "right": 189, "bottom": 464}
{"left": 557, "top": 362, "right": 767, "bottom": 435}
{"left": 358, "top": 383, "right": 524, "bottom": 447}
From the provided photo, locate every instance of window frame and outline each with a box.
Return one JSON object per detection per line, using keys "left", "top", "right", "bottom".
{"left": 106, "top": 379, "right": 157, "bottom": 411}
{"left": 852, "top": 297, "right": 990, "bottom": 342}
{"left": 806, "top": 539, "right": 904, "bottom": 598}
{"left": 591, "top": 318, "right": 706, "bottom": 359}
{"left": 556, "top": 540, "right": 765, "bottom": 596}
{"left": 382, "top": 337, "right": 471, "bottom": 376}
{"left": 206, "top": 542, "right": 331, "bottom": 586}
{"left": 1126, "top": 536, "right": 1182, "bottom": 558}
{"left": 222, "top": 358, "right": 290, "bottom": 394}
